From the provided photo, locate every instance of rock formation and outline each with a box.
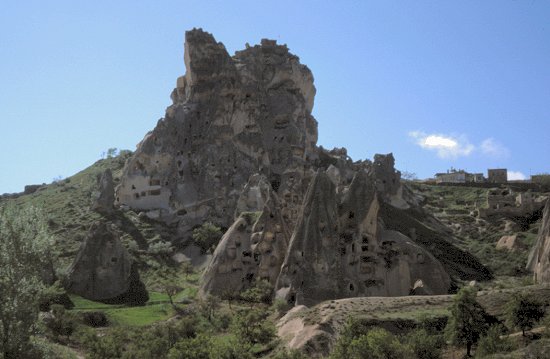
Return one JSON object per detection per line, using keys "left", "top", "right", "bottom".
{"left": 275, "top": 170, "right": 450, "bottom": 306}
{"left": 115, "top": 29, "right": 317, "bottom": 239}
{"left": 200, "top": 175, "right": 290, "bottom": 296}
{"left": 527, "top": 200, "right": 550, "bottom": 283}
{"left": 92, "top": 169, "right": 115, "bottom": 214}
{"left": 115, "top": 29, "right": 491, "bottom": 305}
{"left": 67, "top": 222, "right": 148, "bottom": 304}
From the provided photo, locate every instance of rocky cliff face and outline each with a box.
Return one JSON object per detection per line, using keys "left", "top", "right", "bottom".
{"left": 115, "top": 29, "right": 317, "bottom": 239}
{"left": 116, "top": 29, "right": 491, "bottom": 305}
{"left": 200, "top": 174, "right": 291, "bottom": 296}
{"left": 527, "top": 200, "right": 550, "bottom": 283}
{"left": 276, "top": 170, "right": 450, "bottom": 306}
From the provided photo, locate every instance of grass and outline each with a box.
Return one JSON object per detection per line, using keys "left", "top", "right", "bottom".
{"left": 105, "top": 304, "right": 175, "bottom": 326}
{"left": 69, "top": 289, "right": 195, "bottom": 327}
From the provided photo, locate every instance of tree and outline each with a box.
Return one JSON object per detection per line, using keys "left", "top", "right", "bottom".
{"left": 240, "top": 279, "right": 274, "bottom": 304}
{"left": 231, "top": 307, "right": 275, "bottom": 346}
{"left": 445, "top": 287, "right": 489, "bottom": 357}
{"left": 156, "top": 267, "right": 183, "bottom": 311}
{"left": 181, "top": 260, "right": 195, "bottom": 280}
{"left": 197, "top": 294, "right": 220, "bottom": 322}
{"left": 0, "top": 205, "right": 52, "bottom": 358}
{"left": 506, "top": 293, "right": 546, "bottom": 336}
{"left": 192, "top": 222, "right": 223, "bottom": 253}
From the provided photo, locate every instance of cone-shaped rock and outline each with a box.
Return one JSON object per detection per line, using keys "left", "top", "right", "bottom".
{"left": 67, "top": 222, "right": 148, "bottom": 304}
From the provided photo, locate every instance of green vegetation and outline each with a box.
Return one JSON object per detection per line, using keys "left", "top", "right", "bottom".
{"left": 329, "top": 318, "right": 443, "bottom": 359}
{"left": 192, "top": 222, "right": 223, "bottom": 253}
{"left": 474, "top": 325, "right": 515, "bottom": 358}
{"left": 506, "top": 293, "right": 546, "bottom": 336}
{"left": 0, "top": 205, "right": 53, "bottom": 358}
{"left": 445, "top": 287, "right": 490, "bottom": 357}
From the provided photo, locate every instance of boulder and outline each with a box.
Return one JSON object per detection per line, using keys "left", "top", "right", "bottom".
{"left": 496, "top": 234, "right": 521, "bottom": 251}
{"left": 67, "top": 222, "right": 148, "bottom": 304}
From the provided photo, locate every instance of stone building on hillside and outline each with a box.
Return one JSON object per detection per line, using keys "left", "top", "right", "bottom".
{"left": 488, "top": 169, "right": 507, "bottom": 183}
{"left": 478, "top": 187, "right": 546, "bottom": 218}
{"left": 435, "top": 169, "right": 484, "bottom": 184}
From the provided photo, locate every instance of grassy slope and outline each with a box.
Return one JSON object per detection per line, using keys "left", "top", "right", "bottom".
{"left": 1, "top": 152, "right": 199, "bottom": 328}
{"left": 408, "top": 182, "right": 545, "bottom": 278}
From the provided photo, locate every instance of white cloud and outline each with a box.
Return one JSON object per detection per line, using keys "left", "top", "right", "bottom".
{"left": 409, "top": 131, "right": 475, "bottom": 159}
{"left": 508, "top": 171, "right": 527, "bottom": 181}
{"left": 481, "top": 138, "right": 510, "bottom": 158}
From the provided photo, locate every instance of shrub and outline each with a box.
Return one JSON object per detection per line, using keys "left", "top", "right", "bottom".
{"left": 192, "top": 222, "right": 223, "bottom": 253}
{"left": 404, "top": 328, "right": 443, "bottom": 359}
{"left": 231, "top": 307, "right": 276, "bottom": 345}
{"left": 240, "top": 280, "right": 274, "bottom": 304}
{"left": 167, "top": 334, "right": 211, "bottom": 359}
{"left": 475, "top": 325, "right": 515, "bottom": 358}
{"left": 81, "top": 311, "right": 109, "bottom": 327}
{"left": 43, "top": 304, "right": 76, "bottom": 341}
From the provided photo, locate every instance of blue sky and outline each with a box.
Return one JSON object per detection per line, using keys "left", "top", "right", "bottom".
{"left": 1, "top": 1, "right": 549, "bottom": 193}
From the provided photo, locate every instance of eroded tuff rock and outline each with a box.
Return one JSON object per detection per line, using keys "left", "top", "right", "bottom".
{"left": 200, "top": 175, "right": 290, "bottom": 296}
{"left": 115, "top": 29, "right": 317, "bottom": 239}
{"left": 116, "top": 29, "right": 490, "bottom": 304}
{"left": 527, "top": 200, "right": 550, "bottom": 283}
{"left": 276, "top": 170, "right": 450, "bottom": 306}
{"left": 92, "top": 169, "right": 115, "bottom": 214}
{"left": 67, "top": 222, "right": 148, "bottom": 304}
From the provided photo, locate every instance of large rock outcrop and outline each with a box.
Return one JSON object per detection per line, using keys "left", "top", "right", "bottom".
{"left": 275, "top": 170, "right": 451, "bottom": 306}
{"left": 200, "top": 175, "right": 290, "bottom": 296}
{"left": 527, "top": 200, "right": 550, "bottom": 283}
{"left": 116, "top": 29, "right": 491, "bottom": 305}
{"left": 115, "top": 29, "right": 317, "bottom": 239}
{"left": 67, "top": 222, "right": 148, "bottom": 304}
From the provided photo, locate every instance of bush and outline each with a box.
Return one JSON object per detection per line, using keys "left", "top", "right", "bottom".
{"left": 43, "top": 304, "right": 76, "bottom": 341}
{"left": 404, "top": 328, "right": 443, "bottom": 359}
{"left": 272, "top": 298, "right": 291, "bottom": 316}
{"left": 81, "top": 311, "right": 109, "bottom": 327}
{"left": 208, "top": 336, "right": 253, "bottom": 359}
{"left": 192, "top": 222, "right": 223, "bottom": 253}
{"left": 167, "top": 334, "right": 211, "bottom": 359}
{"left": 240, "top": 280, "right": 274, "bottom": 304}
{"left": 475, "top": 325, "right": 515, "bottom": 358}
{"left": 231, "top": 307, "right": 276, "bottom": 345}
{"left": 38, "top": 281, "right": 74, "bottom": 312}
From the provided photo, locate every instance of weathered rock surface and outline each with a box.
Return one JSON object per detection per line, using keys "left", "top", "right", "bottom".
{"left": 496, "top": 234, "right": 522, "bottom": 251}
{"left": 275, "top": 170, "right": 451, "bottom": 306}
{"left": 116, "top": 29, "right": 491, "bottom": 304}
{"left": 527, "top": 200, "right": 550, "bottom": 283}
{"left": 67, "top": 222, "right": 148, "bottom": 304}
{"left": 115, "top": 29, "right": 317, "bottom": 240}
{"left": 200, "top": 175, "right": 290, "bottom": 296}
{"left": 92, "top": 169, "right": 115, "bottom": 214}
